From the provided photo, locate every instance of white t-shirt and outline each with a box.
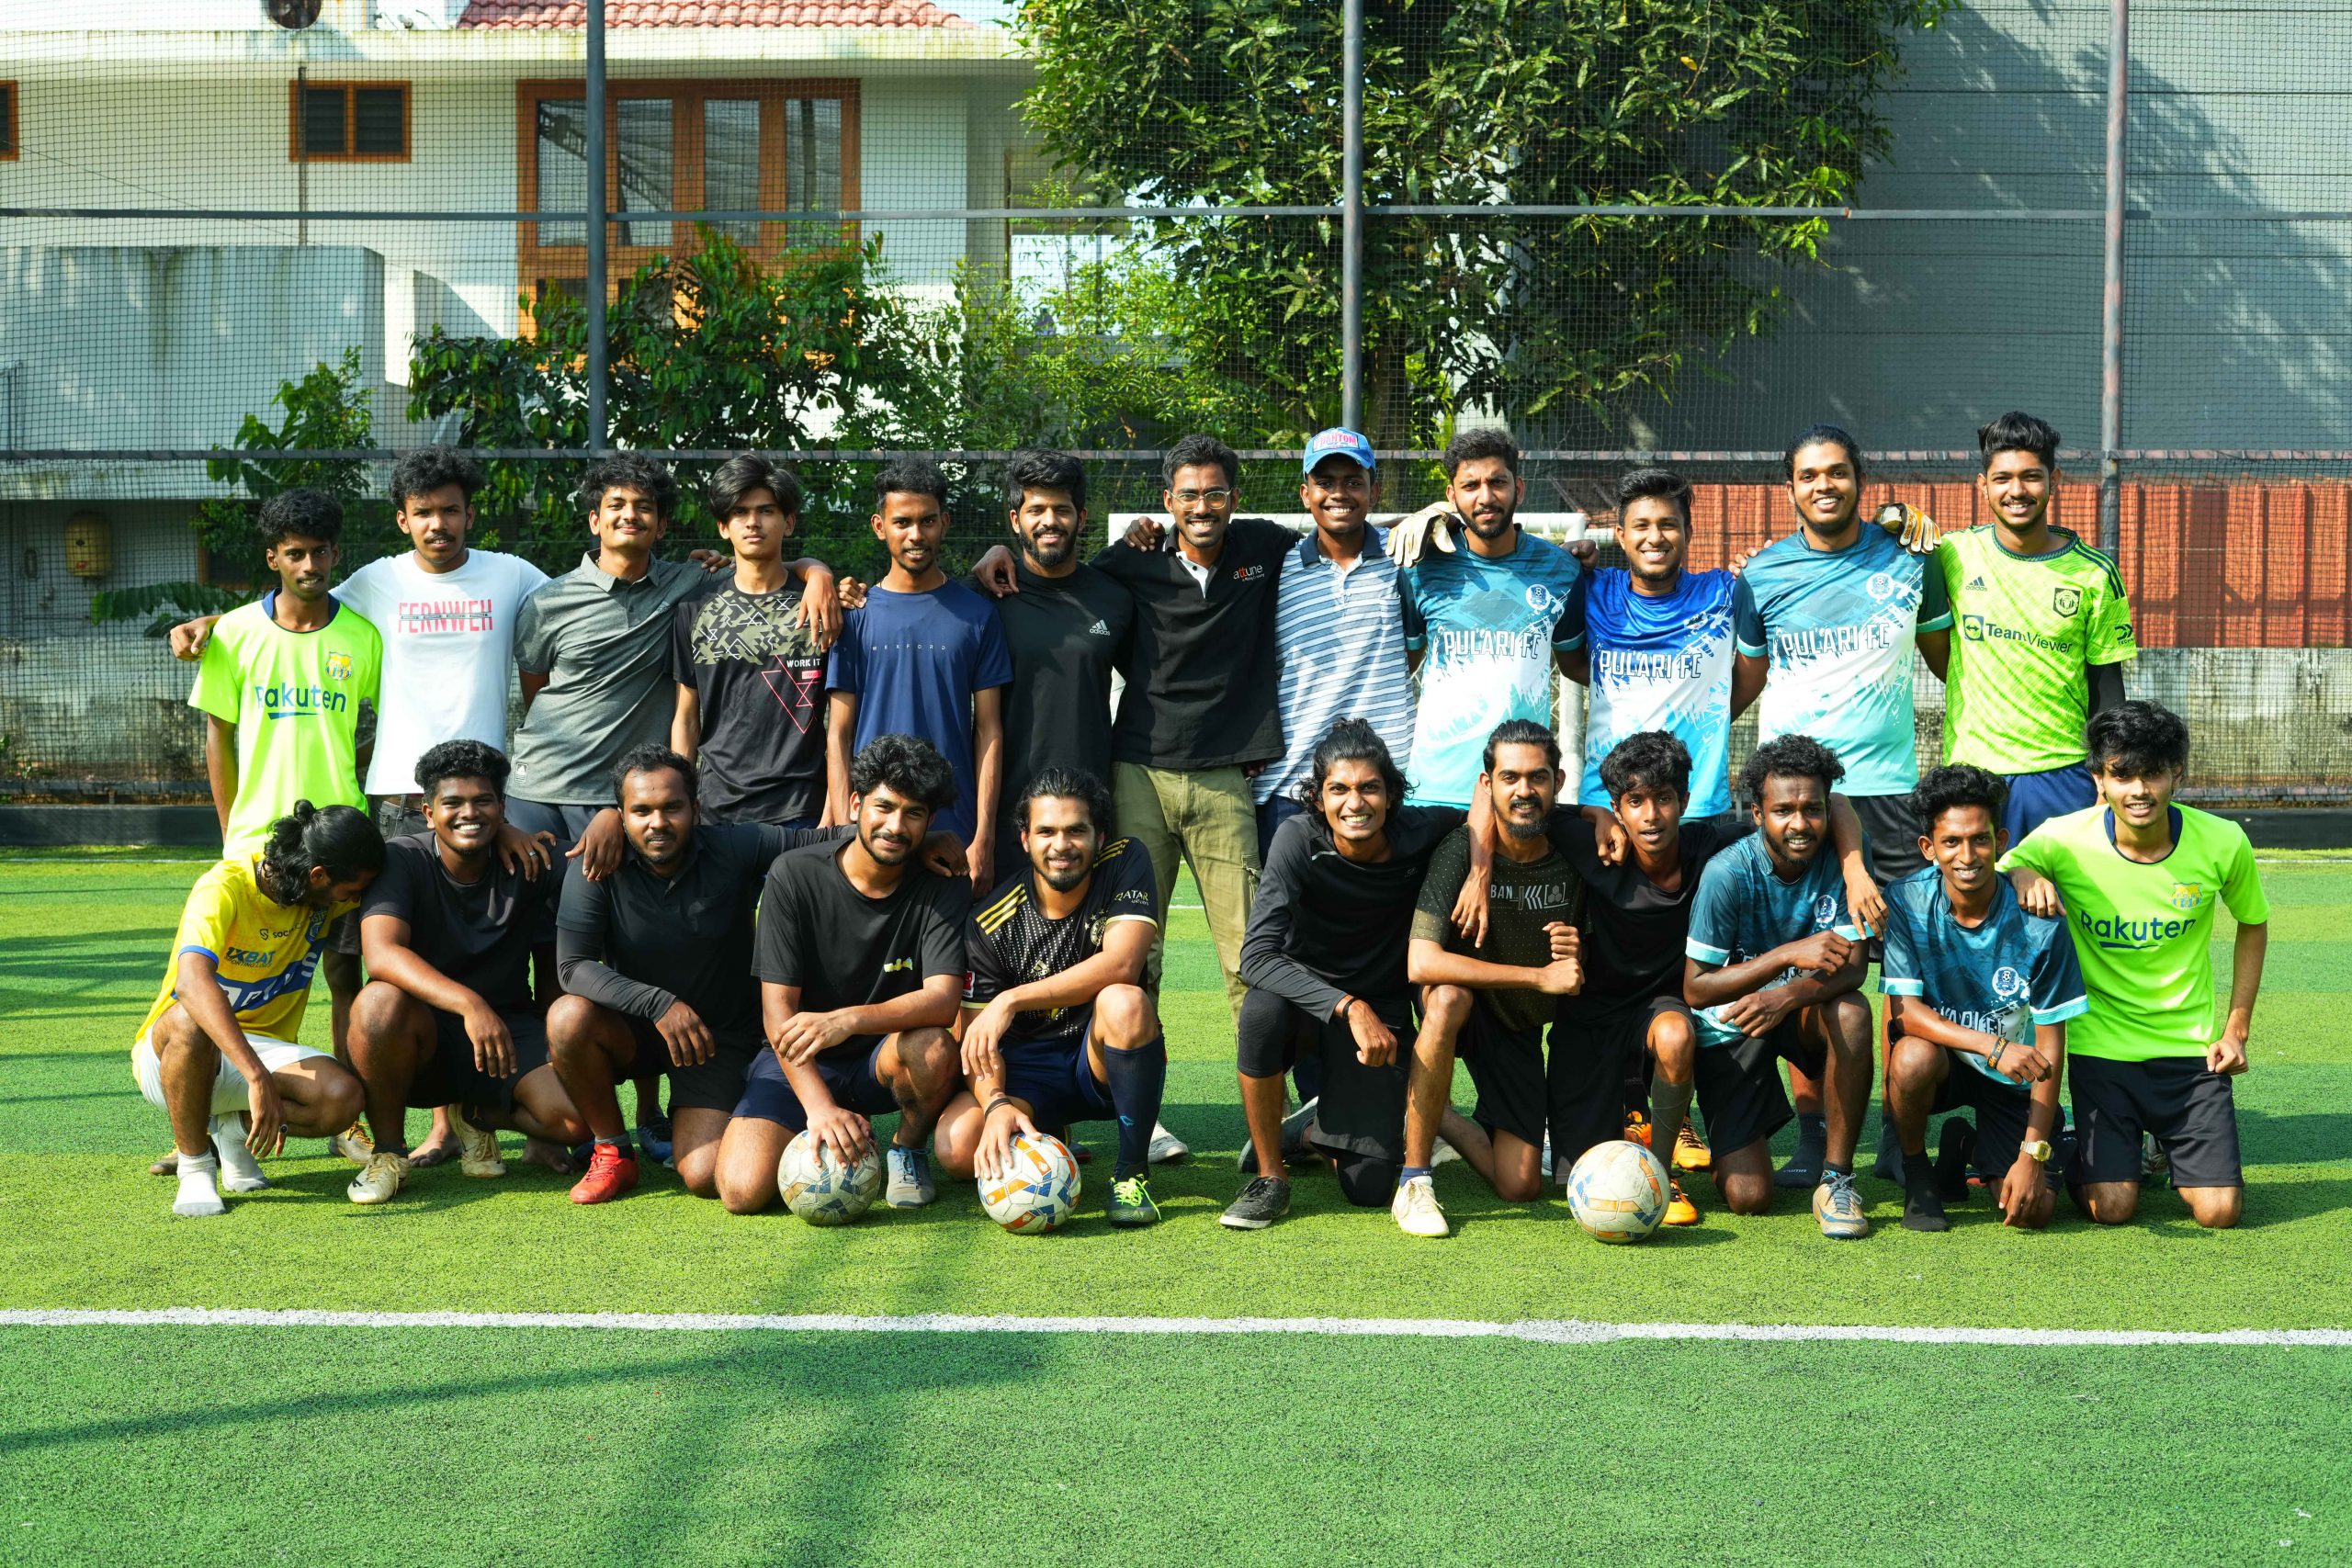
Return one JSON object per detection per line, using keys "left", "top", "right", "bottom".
{"left": 335, "top": 549, "right": 551, "bottom": 795}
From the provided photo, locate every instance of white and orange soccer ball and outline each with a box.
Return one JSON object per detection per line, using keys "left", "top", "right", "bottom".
{"left": 978, "top": 1132, "right": 1080, "bottom": 1234}
{"left": 1565, "top": 1138, "right": 1671, "bottom": 1244}
{"left": 777, "top": 1131, "right": 883, "bottom": 1225}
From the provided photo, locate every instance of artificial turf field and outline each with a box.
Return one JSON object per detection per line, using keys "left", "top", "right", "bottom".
{"left": 4, "top": 851, "right": 2351, "bottom": 1565}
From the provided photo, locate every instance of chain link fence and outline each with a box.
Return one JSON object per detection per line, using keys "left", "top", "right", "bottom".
{"left": 1, "top": 0, "right": 2347, "bottom": 802}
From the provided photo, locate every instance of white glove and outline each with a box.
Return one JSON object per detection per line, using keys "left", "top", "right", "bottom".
{"left": 1385, "top": 502, "right": 1464, "bottom": 570}
{"left": 1874, "top": 501, "right": 1939, "bottom": 556}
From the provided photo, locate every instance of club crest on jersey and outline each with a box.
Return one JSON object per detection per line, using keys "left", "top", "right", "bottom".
{"left": 1992, "top": 964, "right": 2027, "bottom": 999}
{"left": 1866, "top": 571, "right": 1901, "bottom": 603}
{"left": 2169, "top": 883, "right": 2203, "bottom": 912}
{"left": 325, "top": 652, "right": 354, "bottom": 682}
{"left": 2052, "top": 585, "right": 2083, "bottom": 617}
{"left": 1813, "top": 894, "right": 1838, "bottom": 926}
{"left": 1523, "top": 582, "right": 1560, "bottom": 615}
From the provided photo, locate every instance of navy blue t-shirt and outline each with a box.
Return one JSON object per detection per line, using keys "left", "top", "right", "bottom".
{"left": 826, "top": 580, "right": 1014, "bottom": 841}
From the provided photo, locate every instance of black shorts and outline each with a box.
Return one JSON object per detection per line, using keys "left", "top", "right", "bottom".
{"left": 1458, "top": 1002, "right": 1549, "bottom": 1153}
{"left": 733, "top": 1039, "right": 897, "bottom": 1131}
{"left": 621, "top": 1013, "right": 763, "bottom": 1114}
{"left": 1850, "top": 791, "right": 1928, "bottom": 890}
{"left": 1237, "top": 987, "right": 1411, "bottom": 1164}
{"left": 1690, "top": 1021, "right": 1825, "bottom": 1159}
{"left": 2069, "top": 1054, "right": 2242, "bottom": 1190}
{"left": 407, "top": 1007, "right": 550, "bottom": 1119}
{"left": 1001, "top": 1036, "right": 1117, "bottom": 1131}
{"left": 1932, "top": 1056, "right": 2066, "bottom": 1181}
{"left": 1550, "top": 998, "right": 1689, "bottom": 1168}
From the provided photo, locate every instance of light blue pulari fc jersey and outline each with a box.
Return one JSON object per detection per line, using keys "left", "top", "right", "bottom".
{"left": 1732, "top": 525, "right": 1951, "bottom": 796}
{"left": 1400, "top": 531, "right": 1584, "bottom": 807}
{"left": 1566, "top": 566, "right": 1738, "bottom": 818}
{"left": 1878, "top": 865, "right": 2087, "bottom": 1088}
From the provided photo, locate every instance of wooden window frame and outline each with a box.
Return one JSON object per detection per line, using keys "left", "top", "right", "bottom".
{"left": 0, "top": 82, "right": 17, "bottom": 161}
{"left": 515, "top": 77, "right": 860, "bottom": 332}
{"left": 288, "top": 80, "right": 413, "bottom": 163}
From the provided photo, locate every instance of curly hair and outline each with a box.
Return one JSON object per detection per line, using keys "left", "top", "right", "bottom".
{"left": 1003, "top": 448, "right": 1088, "bottom": 518}
{"left": 390, "top": 447, "right": 485, "bottom": 510}
{"left": 1295, "top": 717, "right": 1410, "bottom": 813}
{"left": 414, "top": 739, "right": 511, "bottom": 802}
{"left": 2086, "top": 699, "right": 2189, "bottom": 777}
{"left": 1909, "top": 762, "right": 2007, "bottom": 837}
{"left": 255, "top": 802, "right": 383, "bottom": 905}
{"left": 1443, "top": 428, "right": 1521, "bottom": 481}
{"left": 849, "top": 734, "right": 956, "bottom": 810}
{"left": 1739, "top": 733, "right": 1845, "bottom": 807}
{"left": 256, "top": 488, "right": 343, "bottom": 549}
{"left": 581, "top": 454, "right": 678, "bottom": 521}
{"left": 1600, "top": 730, "right": 1692, "bottom": 802}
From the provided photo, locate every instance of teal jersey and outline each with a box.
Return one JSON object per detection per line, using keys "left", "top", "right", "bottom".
{"left": 1878, "top": 866, "right": 2087, "bottom": 1087}
{"left": 1684, "top": 832, "right": 1865, "bottom": 1046}
{"left": 1400, "top": 532, "right": 1584, "bottom": 807}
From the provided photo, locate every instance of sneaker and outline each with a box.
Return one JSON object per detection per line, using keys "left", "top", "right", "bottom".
{"left": 1241, "top": 1097, "right": 1320, "bottom": 1173}
{"left": 1391, "top": 1174, "right": 1449, "bottom": 1237}
{"left": 1775, "top": 1140, "right": 1825, "bottom": 1190}
{"left": 1664, "top": 1179, "right": 1700, "bottom": 1226}
{"left": 636, "top": 1114, "right": 674, "bottom": 1168}
{"left": 886, "top": 1145, "right": 936, "bottom": 1209}
{"left": 174, "top": 1156, "right": 226, "bottom": 1218}
{"left": 1107, "top": 1175, "right": 1160, "bottom": 1227}
{"left": 1673, "top": 1122, "right": 1712, "bottom": 1172}
{"left": 1623, "top": 1109, "right": 1653, "bottom": 1148}
{"left": 569, "top": 1141, "right": 639, "bottom": 1205}
{"left": 330, "top": 1121, "right": 375, "bottom": 1166}
{"left": 2142, "top": 1132, "right": 2171, "bottom": 1188}
{"left": 347, "top": 1150, "right": 411, "bottom": 1205}
{"left": 451, "top": 1107, "right": 506, "bottom": 1179}
{"left": 1219, "top": 1176, "right": 1292, "bottom": 1230}
{"left": 1934, "top": 1118, "right": 1977, "bottom": 1204}
{"left": 1813, "top": 1170, "right": 1871, "bottom": 1239}
{"left": 1148, "top": 1122, "right": 1190, "bottom": 1165}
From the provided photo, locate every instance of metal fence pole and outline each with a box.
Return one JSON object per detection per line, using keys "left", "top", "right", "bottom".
{"left": 1339, "top": 0, "right": 1364, "bottom": 434}
{"left": 2098, "top": 0, "right": 2128, "bottom": 555}
{"left": 584, "top": 0, "right": 609, "bottom": 456}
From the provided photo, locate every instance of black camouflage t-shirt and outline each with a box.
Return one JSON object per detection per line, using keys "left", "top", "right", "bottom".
{"left": 671, "top": 579, "right": 829, "bottom": 826}
{"left": 1411, "top": 826, "right": 1585, "bottom": 1032}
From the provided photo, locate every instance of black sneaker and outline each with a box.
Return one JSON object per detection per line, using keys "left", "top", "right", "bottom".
{"left": 1934, "top": 1117, "right": 1977, "bottom": 1204}
{"left": 1219, "top": 1176, "right": 1293, "bottom": 1230}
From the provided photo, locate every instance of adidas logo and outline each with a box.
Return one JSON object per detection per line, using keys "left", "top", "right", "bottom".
{"left": 1087, "top": 619, "right": 1111, "bottom": 636}
{"left": 1965, "top": 576, "right": 1986, "bottom": 591}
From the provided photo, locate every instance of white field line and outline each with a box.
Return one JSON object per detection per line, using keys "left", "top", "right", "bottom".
{"left": 3, "top": 1307, "right": 2349, "bottom": 1348}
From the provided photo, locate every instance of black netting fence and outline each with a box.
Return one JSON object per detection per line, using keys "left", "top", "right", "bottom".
{"left": 1, "top": 1, "right": 2347, "bottom": 804}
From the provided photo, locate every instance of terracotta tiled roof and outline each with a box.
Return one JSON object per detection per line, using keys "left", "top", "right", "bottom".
{"left": 459, "top": 0, "right": 968, "bottom": 27}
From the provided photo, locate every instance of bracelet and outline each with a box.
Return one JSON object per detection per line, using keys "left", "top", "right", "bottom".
{"left": 983, "top": 1096, "right": 1014, "bottom": 1116}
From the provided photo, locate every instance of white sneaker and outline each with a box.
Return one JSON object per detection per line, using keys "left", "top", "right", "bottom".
{"left": 1148, "top": 1121, "right": 1190, "bottom": 1164}
{"left": 209, "top": 1115, "right": 269, "bottom": 1192}
{"left": 1391, "top": 1174, "right": 1449, "bottom": 1238}
{"left": 885, "top": 1145, "right": 936, "bottom": 1208}
{"left": 450, "top": 1107, "right": 505, "bottom": 1179}
{"left": 330, "top": 1122, "right": 374, "bottom": 1166}
{"left": 348, "top": 1151, "right": 411, "bottom": 1205}
{"left": 174, "top": 1156, "right": 226, "bottom": 1218}
{"left": 1432, "top": 1136, "right": 1462, "bottom": 1168}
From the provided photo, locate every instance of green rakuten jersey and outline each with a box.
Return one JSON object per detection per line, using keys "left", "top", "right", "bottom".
{"left": 1998, "top": 803, "right": 2267, "bottom": 1062}
{"left": 189, "top": 595, "right": 382, "bottom": 854}
{"left": 1939, "top": 525, "right": 2135, "bottom": 773}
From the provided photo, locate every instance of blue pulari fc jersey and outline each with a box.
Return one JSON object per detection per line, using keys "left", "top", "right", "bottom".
{"left": 1878, "top": 866, "right": 2087, "bottom": 1088}
{"left": 1567, "top": 567, "right": 1738, "bottom": 818}
{"left": 1684, "top": 833, "right": 1865, "bottom": 1045}
{"left": 1732, "top": 525, "right": 1951, "bottom": 797}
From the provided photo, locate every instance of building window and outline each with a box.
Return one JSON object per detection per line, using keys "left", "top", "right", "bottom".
{"left": 516, "top": 78, "right": 859, "bottom": 325}
{"left": 0, "top": 83, "right": 17, "bottom": 160}
{"left": 290, "top": 81, "right": 411, "bottom": 162}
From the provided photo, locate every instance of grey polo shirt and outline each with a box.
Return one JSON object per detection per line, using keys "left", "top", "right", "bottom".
{"left": 510, "top": 552, "right": 707, "bottom": 805}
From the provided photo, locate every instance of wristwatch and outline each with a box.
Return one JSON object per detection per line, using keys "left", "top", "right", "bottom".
{"left": 2018, "top": 1138, "right": 2052, "bottom": 1164}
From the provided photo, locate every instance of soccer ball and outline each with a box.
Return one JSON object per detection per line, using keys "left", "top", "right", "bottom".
{"left": 1565, "top": 1138, "right": 1671, "bottom": 1244}
{"left": 777, "top": 1132, "right": 882, "bottom": 1225}
{"left": 978, "top": 1133, "right": 1081, "bottom": 1234}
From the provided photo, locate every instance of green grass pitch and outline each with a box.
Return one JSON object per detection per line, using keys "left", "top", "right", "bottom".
{"left": 4, "top": 852, "right": 2350, "bottom": 1564}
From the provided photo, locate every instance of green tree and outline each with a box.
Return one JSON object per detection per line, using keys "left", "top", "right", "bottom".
{"left": 1016, "top": 0, "right": 1951, "bottom": 446}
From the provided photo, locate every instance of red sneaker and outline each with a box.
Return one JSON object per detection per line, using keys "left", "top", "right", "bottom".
{"left": 569, "top": 1142, "right": 639, "bottom": 1205}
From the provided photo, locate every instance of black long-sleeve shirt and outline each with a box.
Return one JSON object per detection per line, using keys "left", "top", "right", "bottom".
{"left": 1238, "top": 805, "right": 1467, "bottom": 1014}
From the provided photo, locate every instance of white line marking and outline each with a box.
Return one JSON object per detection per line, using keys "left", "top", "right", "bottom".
{"left": 3, "top": 1307, "right": 2348, "bottom": 1348}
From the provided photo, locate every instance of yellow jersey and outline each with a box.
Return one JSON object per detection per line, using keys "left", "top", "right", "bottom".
{"left": 137, "top": 856, "right": 355, "bottom": 1044}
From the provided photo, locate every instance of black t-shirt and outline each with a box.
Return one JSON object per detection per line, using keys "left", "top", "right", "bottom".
{"left": 670, "top": 579, "right": 829, "bottom": 826}
{"left": 963, "top": 836, "right": 1159, "bottom": 1055}
{"left": 1412, "top": 826, "right": 1587, "bottom": 1033}
{"left": 752, "top": 840, "right": 972, "bottom": 1039}
{"left": 1555, "top": 814, "right": 1735, "bottom": 1020}
{"left": 992, "top": 560, "right": 1133, "bottom": 830}
{"left": 1093, "top": 518, "right": 1291, "bottom": 771}
{"left": 555, "top": 822, "right": 837, "bottom": 1039}
{"left": 1238, "top": 805, "right": 1468, "bottom": 1015}
{"left": 360, "top": 832, "right": 558, "bottom": 1013}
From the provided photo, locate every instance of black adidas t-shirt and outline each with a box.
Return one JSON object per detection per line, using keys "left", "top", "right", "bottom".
{"left": 963, "top": 836, "right": 1159, "bottom": 1055}
{"left": 752, "top": 840, "right": 972, "bottom": 1036}
{"left": 991, "top": 561, "right": 1134, "bottom": 842}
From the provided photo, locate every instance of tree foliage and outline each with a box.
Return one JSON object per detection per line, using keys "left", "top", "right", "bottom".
{"left": 1016, "top": 0, "right": 1951, "bottom": 445}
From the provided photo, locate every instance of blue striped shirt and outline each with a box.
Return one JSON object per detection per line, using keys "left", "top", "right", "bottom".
{"left": 1255, "top": 528, "right": 1417, "bottom": 806}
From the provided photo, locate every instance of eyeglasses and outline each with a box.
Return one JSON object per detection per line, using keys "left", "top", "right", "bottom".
{"left": 1170, "top": 488, "right": 1234, "bottom": 505}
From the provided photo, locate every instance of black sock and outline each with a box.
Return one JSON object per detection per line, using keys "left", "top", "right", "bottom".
{"left": 1824, "top": 1159, "right": 1852, "bottom": 1179}
{"left": 1102, "top": 1035, "right": 1168, "bottom": 1180}
{"left": 1904, "top": 1154, "right": 1937, "bottom": 1200}
{"left": 1795, "top": 1112, "right": 1826, "bottom": 1150}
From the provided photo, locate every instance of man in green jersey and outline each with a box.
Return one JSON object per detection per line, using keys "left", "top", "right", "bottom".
{"left": 1936, "top": 412, "right": 2135, "bottom": 840}
{"left": 2003, "top": 701, "right": 2267, "bottom": 1229}
{"left": 189, "top": 489, "right": 383, "bottom": 1089}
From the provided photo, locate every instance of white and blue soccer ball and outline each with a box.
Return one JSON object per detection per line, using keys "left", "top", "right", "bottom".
{"left": 1565, "top": 1138, "right": 1671, "bottom": 1244}
{"left": 777, "top": 1132, "right": 883, "bottom": 1225}
{"left": 978, "top": 1132, "right": 1081, "bottom": 1234}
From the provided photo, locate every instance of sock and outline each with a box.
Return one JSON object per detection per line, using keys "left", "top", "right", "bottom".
{"left": 594, "top": 1135, "right": 631, "bottom": 1157}
{"left": 1396, "top": 1165, "right": 1431, "bottom": 1188}
{"left": 1795, "top": 1112, "right": 1826, "bottom": 1150}
{"left": 1650, "top": 1077, "right": 1694, "bottom": 1160}
{"left": 1824, "top": 1160, "right": 1853, "bottom": 1180}
{"left": 1102, "top": 1036, "right": 1169, "bottom": 1180}
{"left": 209, "top": 1116, "right": 269, "bottom": 1189}
{"left": 177, "top": 1148, "right": 218, "bottom": 1174}
{"left": 1904, "top": 1153, "right": 1938, "bottom": 1200}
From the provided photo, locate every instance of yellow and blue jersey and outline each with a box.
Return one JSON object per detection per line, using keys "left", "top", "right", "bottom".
{"left": 137, "top": 856, "right": 351, "bottom": 1044}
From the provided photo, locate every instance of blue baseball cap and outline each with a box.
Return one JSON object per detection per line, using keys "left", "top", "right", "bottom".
{"left": 1302, "top": 427, "right": 1376, "bottom": 478}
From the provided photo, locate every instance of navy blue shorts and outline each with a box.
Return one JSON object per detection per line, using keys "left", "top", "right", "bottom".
{"left": 1999, "top": 762, "right": 2098, "bottom": 843}
{"left": 733, "top": 1038, "right": 897, "bottom": 1130}
{"left": 1001, "top": 1036, "right": 1117, "bottom": 1131}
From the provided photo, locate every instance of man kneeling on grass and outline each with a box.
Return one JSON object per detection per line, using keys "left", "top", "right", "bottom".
{"left": 712, "top": 735, "right": 973, "bottom": 1214}
{"left": 935, "top": 767, "right": 1170, "bottom": 1226}
{"left": 133, "top": 803, "right": 379, "bottom": 1217}
{"left": 345, "top": 740, "right": 590, "bottom": 1204}
{"left": 1880, "top": 764, "right": 2086, "bottom": 1232}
